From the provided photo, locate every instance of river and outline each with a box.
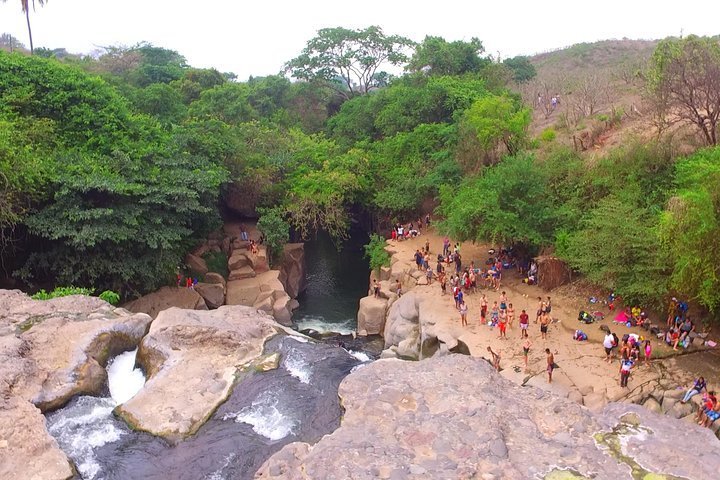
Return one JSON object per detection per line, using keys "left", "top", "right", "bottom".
{"left": 45, "top": 234, "right": 375, "bottom": 479}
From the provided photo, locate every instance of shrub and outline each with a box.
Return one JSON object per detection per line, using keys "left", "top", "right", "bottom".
{"left": 256, "top": 206, "right": 289, "bottom": 266}
{"left": 539, "top": 127, "right": 556, "bottom": 143}
{"left": 31, "top": 286, "right": 95, "bottom": 300}
{"left": 364, "top": 234, "right": 391, "bottom": 274}
{"left": 202, "top": 251, "right": 229, "bottom": 278}
{"left": 99, "top": 290, "right": 120, "bottom": 305}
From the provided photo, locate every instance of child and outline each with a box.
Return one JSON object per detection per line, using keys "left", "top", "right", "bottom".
{"left": 619, "top": 353, "right": 634, "bottom": 388}
{"left": 643, "top": 340, "right": 652, "bottom": 364}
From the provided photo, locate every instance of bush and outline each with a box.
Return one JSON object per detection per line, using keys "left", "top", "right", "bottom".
{"left": 99, "top": 290, "right": 120, "bottom": 305}
{"left": 202, "top": 251, "right": 229, "bottom": 278}
{"left": 364, "top": 234, "right": 391, "bottom": 274}
{"left": 539, "top": 127, "right": 556, "bottom": 143}
{"left": 31, "top": 286, "right": 95, "bottom": 300}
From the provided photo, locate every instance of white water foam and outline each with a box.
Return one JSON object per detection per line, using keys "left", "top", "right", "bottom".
{"left": 287, "top": 334, "right": 309, "bottom": 343}
{"left": 347, "top": 350, "right": 371, "bottom": 363}
{"left": 107, "top": 348, "right": 145, "bottom": 405}
{"left": 46, "top": 396, "right": 125, "bottom": 480}
{"left": 205, "top": 452, "right": 236, "bottom": 480}
{"left": 294, "top": 315, "right": 356, "bottom": 335}
{"left": 224, "top": 392, "right": 296, "bottom": 441}
{"left": 283, "top": 350, "right": 312, "bottom": 384}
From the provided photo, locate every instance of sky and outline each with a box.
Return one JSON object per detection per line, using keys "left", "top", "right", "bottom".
{"left": 1, "top": 0, "right": 719, "bottom": 80}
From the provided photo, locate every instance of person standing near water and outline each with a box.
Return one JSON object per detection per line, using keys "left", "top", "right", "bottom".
{"left": 546, "top": 349, "right": 555, "bottom": 383}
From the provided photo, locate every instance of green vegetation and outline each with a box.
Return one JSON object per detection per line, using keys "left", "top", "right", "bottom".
{"left": 202, "top": 251, "right": 229, "bottom": 279}
{"left": 99, "top": 290, "right": 121, "bottom": 305}
{"left": 31, "top": 286, "right": 95, "bottom": 300}
{"left": 364, "top": 234, "right": 391, "bottom": 274}
{"left": 3, "top": 26, "right": 720, "bottom": 317}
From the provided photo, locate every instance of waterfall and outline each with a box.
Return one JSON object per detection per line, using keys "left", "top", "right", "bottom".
{"left": 106, "top": 349, "right": 145, "bottom": 405}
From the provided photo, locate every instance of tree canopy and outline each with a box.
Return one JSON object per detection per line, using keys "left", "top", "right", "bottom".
{"left": 284, "top": 26, "right": 414, "bottom": 99}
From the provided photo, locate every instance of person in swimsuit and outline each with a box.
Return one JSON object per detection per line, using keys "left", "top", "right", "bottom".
{"left": 540, "top": 312, "right": 550, "bottom": 340}
{"left": 439, "top": 272, "right": 447, "bottom": 295}
{"left": 487, "top": 346, "right": 501, "bottom": 371}
{"left": 545, "top": 349, "right": 555, "bottom": 383}
{"left": 490, "top": 301, "right": 500, "bottom": 326}
{"left": 499, "top": 291, "right": 508, "bottom": 311}
{"left": 498, "top": 310, "right": 508, "bottom": 339}
{"left": 480, "top": 295, "right": 488, "bottom": 324}
{"left": 459, "top": 300, "right": 469, "bottom": 326}
{"left": 643, "top": 340, "right": 652, "bottom": 364}
{"left": 535, "top": 297, "right": 544, "bottom": 324}
{"left": 507, "top": 303, "right": 515, "bottom": 329}
{"left": 522, "top": 338, "right": 532, "bottom": 370}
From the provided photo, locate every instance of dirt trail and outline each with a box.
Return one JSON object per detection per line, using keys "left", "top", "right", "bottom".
{"left": 385, "top": 228, "right": 714, "bottom": 405}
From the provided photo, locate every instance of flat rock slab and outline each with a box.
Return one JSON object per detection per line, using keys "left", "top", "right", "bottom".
{"left": 257, "top": 355, "right": 720, "bottom": 479}
{"left": 124, "top": 286, "right": 208, "bottom": 319}
{"left": 117, "top": 305, "right": 282, "bottom": 441}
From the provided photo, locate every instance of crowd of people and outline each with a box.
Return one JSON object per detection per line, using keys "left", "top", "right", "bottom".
{"left": 681, "top": 376, "right": 720, "bottom": 429}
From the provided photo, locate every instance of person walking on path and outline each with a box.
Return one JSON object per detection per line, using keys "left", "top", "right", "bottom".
{"left": 488, "top": 346, "right": 501, "bottom": 371}
{"left": 681, "top": 377, "right": 707, "bottom": 404}
{"left": 522, "top": 338, "right": 532, "bottom": 370}
{"left": 460, "top": 300, "right": 468, "bottom": 327}
{"left": 545, "top": 349, "right": 555, "bottom": 383}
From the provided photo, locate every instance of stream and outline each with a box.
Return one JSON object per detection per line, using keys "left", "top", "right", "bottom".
{"left": 45, "top": 234, "right": 375, "bottom": 479}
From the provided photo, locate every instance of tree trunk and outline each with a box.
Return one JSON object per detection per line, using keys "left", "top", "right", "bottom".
{"left": 25, "top": 8, "right": 34, "bottom": 54}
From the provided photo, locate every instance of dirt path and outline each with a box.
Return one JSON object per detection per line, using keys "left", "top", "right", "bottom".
{"left": 384, "top": 228, "right": 715, "bottom": 408}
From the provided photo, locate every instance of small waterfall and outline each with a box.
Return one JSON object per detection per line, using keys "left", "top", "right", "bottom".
{"left": 107, "top": 349, "right": 145, "bottom": 405}
{"left": 45, "top": 349, "right": 147, "bottom": 479}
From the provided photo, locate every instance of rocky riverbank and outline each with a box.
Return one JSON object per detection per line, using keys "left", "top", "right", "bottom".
{"left": 257, "top": 354, "right": 720, "bottom": 479}
{"left": 356, "top": 231, "right": 720, "bottom": 436}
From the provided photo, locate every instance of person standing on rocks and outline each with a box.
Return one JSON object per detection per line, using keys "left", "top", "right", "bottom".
{"left": 545, "top": 349, "right": 555, "bottom": 383}
{"left": 603, "top": 331, "right": 615, "bottom": 362}
{"left": 522, "top": 338, "right": 532, "bottom": 370}
{"left": 539, "top": 312, "right": 550, "bottom": 340}
{"left": 519, "top": 309, "right": 529, "bottom": 338}
{"left": 498, "top": 309, "right": 508, "bottom": 339}
{"left": 460, "top": 300, "right": 468, "bottom": 326}
{"left": 619, "top": 353, "right": 634, "bottom": 388}
{"left": 373, "top": 280, "right": 380, "bottom": 298}
{"left": 488, "top": 346, "right": 501, "bottom": 371}
{"left": 395, "top": 279, "right": 402, "bottom": 297}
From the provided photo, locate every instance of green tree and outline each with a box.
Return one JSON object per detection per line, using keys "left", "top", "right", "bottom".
{"left": 406, "top": 36, "right": 488, "bottom": 76}
{"left": 364, "top": 234, "right": 391, "bottom": 274}
{"left": 437, "top": 153, "right": 557, "bottom": 246}
{"left": 562, "top": 196, "right": 666, "bottom": 305}
{"left": 660, "top": 147, "right": 720, "bottom": 311}
{"left": 285, "top": 26, "right": 414, "bottom": 99}
{"left": 648, "top": 35, "right": 720, "bottom": 145}
{"left": 256, "top": 206, "right": 290, "bottom": 266}
{"left": 502, "top": 56, "right": 537, "bottom": 83}
{"left": 462, "top": 94, "right": 531, "bottom": 160}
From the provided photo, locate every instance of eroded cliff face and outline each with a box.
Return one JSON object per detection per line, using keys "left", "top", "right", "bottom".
{"left": 0, "top": 290, "right": 152, "bottom": 480}
{"left": 257, "top": 355, "right": 720, "bottom": 480}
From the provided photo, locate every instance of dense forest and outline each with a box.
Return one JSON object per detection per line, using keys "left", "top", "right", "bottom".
{"left": 1, "top": 28, "right": 719, "bottom": 316}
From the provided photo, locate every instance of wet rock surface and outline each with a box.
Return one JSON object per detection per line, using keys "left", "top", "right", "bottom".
{"left": 257, "top": 354, "right": 720, "bottom": 479}
{"left": 0, "top": 290, "right": 152, "bottom": 480}
{"left": 116, "top": 305, "right": 280, "bottom": 440}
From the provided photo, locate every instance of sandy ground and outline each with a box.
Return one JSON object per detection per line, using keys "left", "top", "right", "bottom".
{"left": 385, "top": 228, "right": 718, "bottom": 403}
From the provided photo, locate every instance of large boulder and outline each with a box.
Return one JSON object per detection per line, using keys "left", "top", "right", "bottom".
{"left": 357, "top": 296, "right": 388, "bottom": 336}
{"left": 228, "top": 250, "right": 251, "bottom": 271}
{"left": 203, "top": 272, "right": 226, "bottom": 287}
{"left": 278, "top": 243, "right": 306, "bottom": 299}
{"left": 124, "top": 286, "right": 208, "bottom": 319}
{"left": 0, "top": 290, "right": 152, "bottom": 480}
{"left": 185, "top": 253, "right": 209, "bottom": 275}
{"left": 257, "top": 355, "right": 720, "bottom": 480}
{"left": 116, "top": 306, "right": 281, "bottom": 441}
{"left": 194, "top": 282, "right": 225, "bottom": 309}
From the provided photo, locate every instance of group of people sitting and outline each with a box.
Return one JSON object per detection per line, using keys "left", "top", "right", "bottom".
{"left": 663, "top": 298, "right": 696, "bottom": 351}
{"left": 681, "top": 377, "right": 720, "bottom": 429}
{"left": 390, "top": 215, "right": 431, "bottom": 241}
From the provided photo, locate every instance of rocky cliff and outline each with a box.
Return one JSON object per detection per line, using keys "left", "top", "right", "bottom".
{"left": 257, "top": 354, "right": 720, "bottom": 480}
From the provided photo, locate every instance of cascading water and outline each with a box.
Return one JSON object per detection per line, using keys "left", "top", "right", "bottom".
{"left": 45, "top": 349, "right": 145, "bottom": 479}
{"left": 46, "top": 337, "right": 370, "bottom": 480}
